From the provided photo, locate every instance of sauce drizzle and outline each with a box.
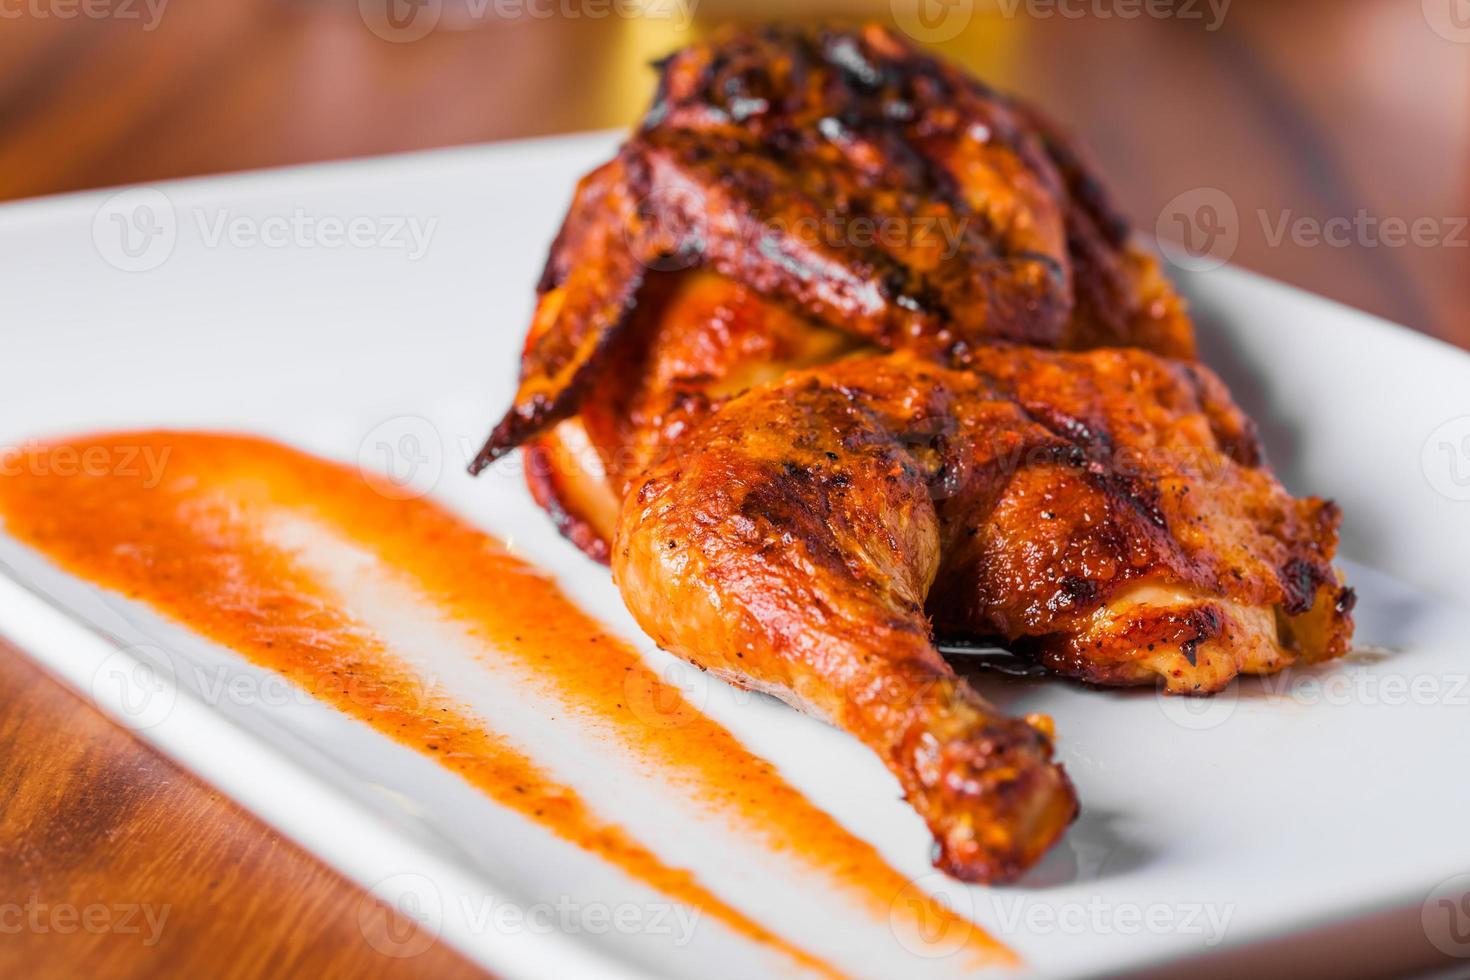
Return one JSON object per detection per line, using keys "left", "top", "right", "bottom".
{"left": 0, "top": 432, "right": 1012, "bottom": 974}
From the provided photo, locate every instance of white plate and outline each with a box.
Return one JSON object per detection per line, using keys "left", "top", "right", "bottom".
{"left": 2, "top": 132, "right": 1468, "bottom": 979}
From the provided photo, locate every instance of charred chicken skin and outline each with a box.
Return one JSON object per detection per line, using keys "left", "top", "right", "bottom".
{"left": 469, "top": 24, "right": 1354, "bottom": 883}
{"left": 475, "top": 22, "right": 1194, "bottom": 467}
{"left": 615, "top": 349, "right": 1350, "bottom": 879}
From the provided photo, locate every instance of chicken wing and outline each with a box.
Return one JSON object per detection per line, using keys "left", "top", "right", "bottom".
{"left": 474, "top": 23, "right": 1194, "bottom": 472}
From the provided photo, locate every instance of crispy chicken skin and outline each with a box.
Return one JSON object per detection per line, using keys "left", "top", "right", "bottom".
{"left": 523, "top": 271, "right": 868, "bottom": 552}
{"left": 611, "top": 348, "right": 1352, "bottom": 702}
{"left": 613, "top": 349, "right": 1349, "bottom": 878}
{"left": 614, "top": 353, "right": 1082, "bottom": 883}
{"left": 472, "top": 23, "right": 1356, "bottom": 883}
{"left": 924, "top": 347, "right": 1354, "bottom": 691}
{"left": 473, "top": 23, "right": 1194, "bottom": 471}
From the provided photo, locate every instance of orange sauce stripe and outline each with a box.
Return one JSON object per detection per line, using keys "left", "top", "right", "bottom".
{"left": 0, "top": 432, "right": 1013, "bottom": 974}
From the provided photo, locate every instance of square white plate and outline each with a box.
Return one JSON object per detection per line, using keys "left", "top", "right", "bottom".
{"left": 2, "top": 132, "right": 1468, "bottom": 979}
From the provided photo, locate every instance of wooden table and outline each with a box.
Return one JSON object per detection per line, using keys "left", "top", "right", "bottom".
{"left": 1, "top": 2, "right": 1466, "bottom": 976}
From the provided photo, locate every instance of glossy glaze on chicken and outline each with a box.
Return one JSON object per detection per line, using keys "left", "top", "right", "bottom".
{"left": 475, "top": 22, "right": 1194, "bottom": 465}
{"left": 470, "top": 23, "right": 1354, "bottom": 883}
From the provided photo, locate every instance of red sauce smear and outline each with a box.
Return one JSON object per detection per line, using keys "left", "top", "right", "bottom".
{"left": 0, "top": 432, "right": 1011, "bottom": 972}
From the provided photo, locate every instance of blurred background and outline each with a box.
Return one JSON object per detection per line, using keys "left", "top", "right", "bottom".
{"left": 1, "top": 0, "right": 1466, "bottom": 346}
{"left": 1, "top": 2, "right": 1467, "bottom": 978}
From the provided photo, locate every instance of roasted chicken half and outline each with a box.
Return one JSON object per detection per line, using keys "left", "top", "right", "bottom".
{"left": 470, "top": 24, "right": 1355, "bottom": 883}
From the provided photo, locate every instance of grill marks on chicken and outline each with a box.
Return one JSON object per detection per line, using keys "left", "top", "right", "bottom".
{"left": 614, "top": 355, "right": 1082, "bottom": 883}
{"left": 615, "top": 346, "right": 1349, "bottom": 707}
{"left": 633, "top": 29, "right": 1074, "bottom": 346}
{"left": 471, "top": 23, "right": 1356, "bottom": 884}
{"left": 920, "top": 347, "right": 1354, "bottom": 691}
{"left": 613, "top": 348, "right": 1349, "bottom": 880}
{"left": 521, "top": 271, "right": 866, "bottom": 562}
{"left": 472, "top": 23, "right": 1194, "bottom": 473}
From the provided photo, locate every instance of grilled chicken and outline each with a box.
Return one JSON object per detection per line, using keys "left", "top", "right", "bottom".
{"left": 470, "top": 23, "right": 1355, "bottom": 882}
{"left": 474, "top": 22, "right": 1193, "bottom": 470}
{"left": 614, "top": 349, "right": 1350, "bottom": 878}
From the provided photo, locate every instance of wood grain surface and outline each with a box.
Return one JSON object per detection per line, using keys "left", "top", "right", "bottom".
{"left": 0, "top": 640, "right": 484, "bottom": 979}
{"left": 1, "top": 2, "right": 1466, "bottom": 977}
